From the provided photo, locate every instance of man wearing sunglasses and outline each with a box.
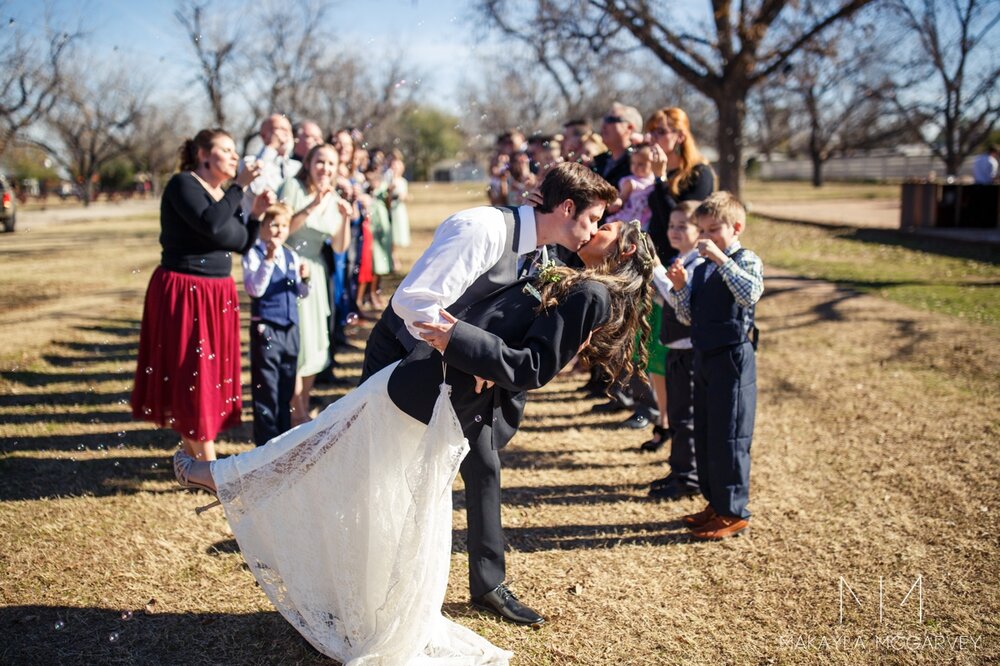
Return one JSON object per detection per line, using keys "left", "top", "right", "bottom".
{"left": 594, "top": 101, "right": 643, "bottom": 188}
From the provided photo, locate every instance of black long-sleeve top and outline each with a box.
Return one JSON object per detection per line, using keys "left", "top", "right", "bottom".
{"left": 159, "top": 172, "right": 260, "bottom": 276}
{"left": 647, "top": 163, "right": 716, "bottom": 265}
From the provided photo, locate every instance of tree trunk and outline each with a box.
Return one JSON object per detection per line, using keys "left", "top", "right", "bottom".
{"left": 811, "top": 153, "right": 824, "bottom": 187}
{"left": 714, "top": 94, "right": 747, "bottom": 198}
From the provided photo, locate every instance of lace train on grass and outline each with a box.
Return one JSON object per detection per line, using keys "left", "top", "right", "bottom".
{"left": 212, "top": 363, "right": 512, "bottom": 665}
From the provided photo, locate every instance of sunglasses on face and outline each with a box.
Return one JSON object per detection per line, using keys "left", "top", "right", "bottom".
{"left": 603, "top": 115, "right": 624, "bottom": 124}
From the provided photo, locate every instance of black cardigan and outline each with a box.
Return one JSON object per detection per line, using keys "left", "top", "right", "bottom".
{"left": 647, "top": 163, "right": 716, "bottom": 265}
{"left": 159, "top": 172, "right": 260, "bottom": 276}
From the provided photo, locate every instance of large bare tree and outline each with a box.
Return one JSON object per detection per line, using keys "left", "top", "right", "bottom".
{"left": 42, "top": 66, "right": 146, "bottom": 205}
{"left": 128, "top": 103, "right": 193, "bottom": 195}
{"left": 238, "top": 0, "right": 333, "bottom": 142}
{"left": 882, "top": 0, "right": 1000, "bottom": 175}
{"left": 174, "top": 0, "right": 241, "bottom": 128}
{"left": 476, "top": 0, "right": 875, "bottom": 196}
{"left": 0, "top": 4, "right": 82, "bottom": 158}
{"left": 781, "top": 23, "right": 907, "bottom": 186}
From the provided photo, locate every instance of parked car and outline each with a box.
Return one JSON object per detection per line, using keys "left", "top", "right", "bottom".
{"left": 0, "top": 175, "right": 16, "bottom": 232}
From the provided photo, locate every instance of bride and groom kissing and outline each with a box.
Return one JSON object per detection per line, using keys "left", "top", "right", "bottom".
{"left": 173, "top": 162, "right": 655, "bottom": 664}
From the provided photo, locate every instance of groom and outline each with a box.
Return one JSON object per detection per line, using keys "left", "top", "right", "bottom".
{"left": 361, "top": 163, "right": 618, "bottom": 626}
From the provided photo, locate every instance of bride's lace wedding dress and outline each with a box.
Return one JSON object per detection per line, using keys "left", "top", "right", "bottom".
{"left": 210, "top": 364, "right": 512, "bottom": 665}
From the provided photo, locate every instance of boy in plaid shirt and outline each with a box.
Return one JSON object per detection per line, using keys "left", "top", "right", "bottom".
{"left": 667, "top": 192, "right": 763, "bottom": 539}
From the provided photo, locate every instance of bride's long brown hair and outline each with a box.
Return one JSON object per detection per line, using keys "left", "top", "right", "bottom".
{"left": 536, "top": 220, "right": 654, "bottom": 389}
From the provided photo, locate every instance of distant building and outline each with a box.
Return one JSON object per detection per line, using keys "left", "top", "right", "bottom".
{"left": 431, "top": 160, "right": 483, "bottom": 182}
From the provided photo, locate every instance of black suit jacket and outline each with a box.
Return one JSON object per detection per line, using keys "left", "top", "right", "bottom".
{"left": 387, "top": 278, "right": 611, "bottom": 449}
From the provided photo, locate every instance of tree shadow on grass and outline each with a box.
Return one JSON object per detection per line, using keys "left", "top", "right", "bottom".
{"left": 0, "top": 605, "right": 330, "bottom": 666}
{"left": 498, "top": 448, "right": 656, "bottom": 471}
{"left": 1, "top": 427, "right": 176, "bottom": 453}
{"left": 0, "top": 454, "right": 189, "bottom": 501}
{"left": 452, "top": 520, "right": 696, "bottom": 553}
{"left": 849, "top": 227, "right": 1000, "bottom": 263}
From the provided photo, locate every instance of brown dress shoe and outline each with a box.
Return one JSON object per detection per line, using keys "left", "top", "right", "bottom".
{"left": 691, "top": 515, "right": 749, "bottom": 539}
{"left": 682, "top": 504, "right": 716, "bottom": 528}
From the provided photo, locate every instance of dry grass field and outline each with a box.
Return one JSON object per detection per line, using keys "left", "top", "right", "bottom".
{"left": 0, "top": 183, "right": 997, "bottom": 665}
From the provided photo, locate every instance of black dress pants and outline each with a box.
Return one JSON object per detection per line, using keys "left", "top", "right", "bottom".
{"left": 460, "top": 427, "right": 505, "bottom": 598}
{"left": 692, "top": 341, "right": 756, "bottom": 519}
{"left": 250, "top": 321, "right": 299, "bottom": 447}
{"left": 664, "top": 348, "right": 698, "bottom": 488}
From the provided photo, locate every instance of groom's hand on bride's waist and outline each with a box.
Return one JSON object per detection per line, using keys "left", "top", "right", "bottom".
{"left": 415, "top": 309, "right": 459, "bottom": 353}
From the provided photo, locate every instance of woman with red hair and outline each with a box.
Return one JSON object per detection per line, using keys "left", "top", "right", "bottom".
{"left": 645, "top": 107, "right": 716, "bottom": 264}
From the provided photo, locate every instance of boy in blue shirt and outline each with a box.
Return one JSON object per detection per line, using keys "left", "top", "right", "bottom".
{"left": 667, "top": 192, "right": 763, "bottom": 539}
{"left": 243, "top": 203, "right": 311, "bottom": 446}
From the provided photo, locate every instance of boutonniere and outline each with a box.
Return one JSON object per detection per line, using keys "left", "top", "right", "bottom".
{"left": 522, "top": 259, "right": 560, "bottom": 303}
{"left": 536, "top": 260, "right": 562, "bottom": 285}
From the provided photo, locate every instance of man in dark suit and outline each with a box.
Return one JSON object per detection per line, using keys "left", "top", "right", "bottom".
{"left": 361, "top": 163, "right": 618, "bottom": 626}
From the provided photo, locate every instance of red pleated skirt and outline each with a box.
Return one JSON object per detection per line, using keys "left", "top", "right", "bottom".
{"left": 131, "top": 266, "right": 243, "bottom": 441}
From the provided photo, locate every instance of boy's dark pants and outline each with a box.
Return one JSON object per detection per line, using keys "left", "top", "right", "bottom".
{"left": 692, "top": 340, "right": 756, "bottom": 519}
{"left": 250, "top": 321, "right": 299, "bottom": 447}
{"left": 665, "top": 348, "right": 697, "bottom": 488}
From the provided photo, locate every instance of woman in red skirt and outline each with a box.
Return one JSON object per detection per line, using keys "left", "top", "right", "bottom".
{"left": 132, "top": 128, "right": 270, "bottom": 462}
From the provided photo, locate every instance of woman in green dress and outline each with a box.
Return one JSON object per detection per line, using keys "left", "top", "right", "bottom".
{"left": 278, "top": 144, "right": 352, "bottom": 425}
{"left": 388, "top": 150, "right": 410, "bottom": 248}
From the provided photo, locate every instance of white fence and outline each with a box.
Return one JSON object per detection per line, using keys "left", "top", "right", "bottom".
{"left": 758, "top": 154, "right": 976, "bottom": 182}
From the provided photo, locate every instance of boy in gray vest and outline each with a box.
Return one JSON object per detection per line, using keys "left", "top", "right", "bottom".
{"left": 666, "top": 192, "right": 763, "bottom": 539}
{"left": 243, "top": 203, "right": 311, "bottom": 446}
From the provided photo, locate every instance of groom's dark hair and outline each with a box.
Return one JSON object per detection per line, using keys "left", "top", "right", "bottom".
{"left": 536, "top": 162, "right": 618, "bottom": 214}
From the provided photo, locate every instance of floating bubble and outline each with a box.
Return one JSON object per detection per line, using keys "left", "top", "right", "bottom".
{"left": 150, "top": 463, "right": 158, "bottom": 469}
{"left": 54, "top": 620, "right": 65, "bottom": 630}
{"left": 113, "top": 461, "right": 121, "bottom": 467}
{"left": 117, "top": 431, "right": 125, "bottom": 438}
{"left": 474, "top": 415, "right": 483, "bottom": 423}
{"left": 120, "top": 610, "right": 133, "bottom": 621}
{"left": 108, "top": 631, "right": 120, "bottom": 643}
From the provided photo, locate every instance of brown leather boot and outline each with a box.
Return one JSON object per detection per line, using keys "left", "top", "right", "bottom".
{"left": 691, "top": 515, "right": 749, "bottom": 540}
{"left": 682, "top": 504, "right": 716, "bottom": 528}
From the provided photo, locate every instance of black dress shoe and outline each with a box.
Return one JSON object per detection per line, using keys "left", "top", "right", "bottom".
{"left": 649, "top": 473, "right": 674, "bottom": 490}
{"left": 648, "top": 483, "right": 700, "bottom": 501}
{"left": 639, "top": 425, "right": 674, "bottom": 452}
{"left": 619, "top": 412, "right": 650, "bottom": 429}
{"left": 471, "top": 583, "right": 545, "bottom": 626}
{"left": 591, "top": 399, "right": 629, "bottom": 414}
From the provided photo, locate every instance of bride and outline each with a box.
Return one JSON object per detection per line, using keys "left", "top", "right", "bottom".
{"left": 173, "top": 220, "right": 654, "bottom": 664}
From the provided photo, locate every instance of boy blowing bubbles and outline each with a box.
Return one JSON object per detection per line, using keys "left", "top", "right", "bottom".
{"left": 665, "top": 192, "right": 763, "bottom": 540}
{"left": 243, "top": 204, "right": 312, "bottom": 447}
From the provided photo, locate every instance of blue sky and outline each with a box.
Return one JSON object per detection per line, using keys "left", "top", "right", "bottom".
{"left": 5, "top": 0, "right": 485, "bottom": 116}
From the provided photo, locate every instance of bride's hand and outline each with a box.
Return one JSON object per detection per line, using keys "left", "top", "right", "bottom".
{"left": 414, "top": 309, "right": 458, "bottom": 353}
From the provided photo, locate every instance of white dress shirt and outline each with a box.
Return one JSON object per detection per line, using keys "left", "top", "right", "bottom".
{"left": 391, "top": 205, "right": 538, "bottom": 340}
{"left": 654, "top": 248, "right": 703, "bottom": 349}
{"left": 240, "top": 145, "right": 302, "bottom": 218}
